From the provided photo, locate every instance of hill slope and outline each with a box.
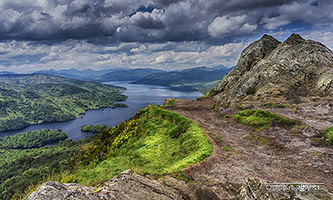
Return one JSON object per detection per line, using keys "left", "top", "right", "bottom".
{"left": 34, "top": 68, "right": 119, "bottom": 79}
{"left": 214, "top": 33, "right": 333, "bottom": 109}
{"left": 0, "top": 74, "right": 127, "bottom": 131}
{"left": 132, "top": 66, "right": 231, "bottom": 93}
{"left": 96, "top": 68, "right": 165, "bottom": 81}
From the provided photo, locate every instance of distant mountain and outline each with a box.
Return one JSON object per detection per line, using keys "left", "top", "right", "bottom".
{"left": 131, "top": 66, "right": 232, "bottom": 93}
{"left": 96, "top": 68, "right": 165, "bottom": 82}
{"left": 33, "top": 68, "right": 123, "bottom": 79}
{"left": 0, "top": 71, "right": 16, "bottom": 75}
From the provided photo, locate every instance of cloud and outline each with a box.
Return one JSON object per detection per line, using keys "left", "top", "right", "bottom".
{"left": 129, "top": 9, "right": 166, "bottom": 29}
{"left": 0, "top": 39, "right": 247, "bottom": 73}
{"left": 0, "top": 0, "right": 333, "bottom": 73}
{"left": 208, "top": 15, "right": 258, "bottom": 37}
{"left": 304, "top": 30, "right": 333, "bottom": 50}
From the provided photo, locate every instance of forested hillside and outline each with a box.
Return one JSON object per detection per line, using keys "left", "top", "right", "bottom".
{"left": 132, "top": 66, "right": 231, "bottom": 94}
{"left": 96, "top": 68, "right": 165, "bottom": 81}
{"left": 0, "top": 74, "right": 127, "bottom": 132}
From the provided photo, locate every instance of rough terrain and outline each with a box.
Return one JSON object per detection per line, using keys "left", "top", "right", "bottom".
{"left": 164, "top": 95, "right": 333, "bottom": 199}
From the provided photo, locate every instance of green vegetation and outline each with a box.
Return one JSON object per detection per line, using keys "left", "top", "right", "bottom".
{"left": 132, "top": 66, "right": 231, "bottom": 94}
{"left": 0, "top": 74, "right": 127, "bottom": 131}
{"left": 324, "top": 126, "right": 333, "bottom": 144}
{"left": 196, "top": 88, "right": 220, "bottom": 101}
{"left": 236, "top": 105, "right": 243, "bottom": 110}
{"left": 245, "top": 132, "right": 270, "bottom": 146}
{"left": 212, "top": 103, "right": 217, "bottom": 109}
{"left": 221, "top": 145, "right": 233, "bottom": 151}
{"left": 209, "top": 132, "right": 222, "bottom": 141}
{"left": 0, "top": 129, "right": 67, "bottom": 149}
{"left": 196, "top": 80, "right": 220, "bottom": 94}
{"left": 233, "top": 110, "right": 295, "bottom": 131}
{"left": 81, "top": 124, "right": 110, "bottom": 133}
{"left": 71, "top": 105, "right": 212, "bottom": 186}
{"left": 0, "top": 135, "right": 98, "bottom": 200}
{"left": 308, "top": 151, "right": 322, "bottom": 157}
{"left": 164, "top": 99, "right": 178, "bottom": 107}
{"left": 292, "top": 108, "right": 297, "bottom": 111}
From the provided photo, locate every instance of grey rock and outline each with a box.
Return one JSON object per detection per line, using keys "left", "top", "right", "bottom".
{"left": 214, "top": 33, "right": 333, "bottom": 108}
{"left": 217, "top": 107, "right": 235, "bottom": 117}
{"left": 303, "top": 126, "right": 321, "bottom": 138}
{"left": 25, "top": 170, "right": 218, "bottom": 200}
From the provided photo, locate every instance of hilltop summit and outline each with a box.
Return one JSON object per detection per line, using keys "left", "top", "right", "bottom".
{"left": 214, "top": 33, "right": 333, "bottom": 109}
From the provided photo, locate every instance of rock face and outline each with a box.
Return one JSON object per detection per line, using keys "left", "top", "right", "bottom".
{"left": 214, "top": 33, "right": 333, "bottom": 109}
{"left": 25, "top": 170, "right": 219, "bottom": 200}
{"left": 25, "top": 171, "right": 333, "bottom": 200}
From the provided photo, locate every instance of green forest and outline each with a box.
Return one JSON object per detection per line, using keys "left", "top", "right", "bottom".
{"left": 81, "top": 124, "right": 109, "bottom": 133}
{"left": 0, "top": 135, "right": 98, "bottom": 200}
{"left": 0, "top": 74, "right": 127, "bottom": 132}
{"left": 0, "top": 129, "right": 68, "bottom": 149}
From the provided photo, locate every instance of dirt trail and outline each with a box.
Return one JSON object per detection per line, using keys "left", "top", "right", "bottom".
{"left": 163, "top": 96, "right": 333, "bottom": 195}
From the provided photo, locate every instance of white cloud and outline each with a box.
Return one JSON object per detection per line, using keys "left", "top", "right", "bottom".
{"left": 262, "top": 16, "right": 291, "bottom": 30}
{"left": 208, "top": 15, "right": 257, "bottom": 37}
{"left": 0, "top": 39, "right": 245, "bottom": 73}
{"left": 304, "top": 31, "right": 333, "bottom": 50}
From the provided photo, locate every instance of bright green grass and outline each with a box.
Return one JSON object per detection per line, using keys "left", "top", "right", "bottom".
{"left": 233, "top": 110, "right": 295, "bottom": 131}
{"left": 72, "top": 106, "right": 212, "bottom": 186}
{"left": 324, "top": 126, "right": 333, "bottom": 144}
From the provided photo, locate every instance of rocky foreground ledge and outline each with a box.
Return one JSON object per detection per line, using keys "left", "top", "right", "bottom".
{"left": 26, "top": 170, "right": 333, "bottom": 200}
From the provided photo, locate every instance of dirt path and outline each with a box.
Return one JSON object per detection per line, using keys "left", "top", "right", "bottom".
{"left": 163, "top": 96, "right": 333, "bottom": 196}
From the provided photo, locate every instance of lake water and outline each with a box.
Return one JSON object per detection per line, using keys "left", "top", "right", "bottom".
{"left": 0, "top": 82, "right": 202, "bottom": 141}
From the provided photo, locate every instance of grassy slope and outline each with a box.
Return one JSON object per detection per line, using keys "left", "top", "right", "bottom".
{"left": 0, "top": 74, "right": 127, "bottom": 131}
{"left": 71, "top": 105, "right": 212, "bottom": 186}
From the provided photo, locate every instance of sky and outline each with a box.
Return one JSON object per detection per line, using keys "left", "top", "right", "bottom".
{"left": 0, "top": 0, "right": 332, "bottom": 73}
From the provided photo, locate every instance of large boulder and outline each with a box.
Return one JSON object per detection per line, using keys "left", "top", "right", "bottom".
{"left": 214, "top": 33, "right": 333, "bottom": 109}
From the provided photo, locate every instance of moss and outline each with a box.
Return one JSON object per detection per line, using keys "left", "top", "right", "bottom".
{"left": 233, "top": 110, "right": 295, "bottom": 131}
{"left": 222, "top": 146, "right": 233, "bottom": 151}
{"left": 324, "top": 126, "right": 333, "bottom": 144}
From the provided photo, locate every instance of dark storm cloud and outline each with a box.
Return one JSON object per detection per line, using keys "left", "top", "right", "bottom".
{"left": 0, "top": 0, "right": 332, "bottom": 43}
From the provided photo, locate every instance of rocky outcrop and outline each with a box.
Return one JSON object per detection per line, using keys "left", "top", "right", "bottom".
{"left": 214, "top": 33, "right": 333, "bottom": 109}
{"left": 25, "top": 170, "right": 333, "bottom": 200}
{"left": 25, "top": 170, "right": 219, "bottom": 200}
